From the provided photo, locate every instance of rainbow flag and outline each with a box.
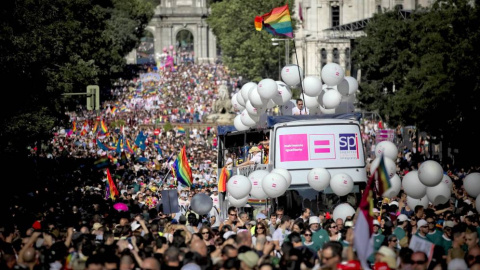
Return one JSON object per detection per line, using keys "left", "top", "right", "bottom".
{"left": 247, "top": 198, "right": 268, "bottom": 206}
{"left": 100, "top": 120, "right": 108, "bottom": 134}
{"left": 375, "top": 154, "right": 392, "bottom": 195}
{"left": 255, "top": 4, "right": 293, "bottom": 38}
{"left": 92, "top": 121, "right": 98, "bottom": 133}
{"left": 173, "top": 146, "right": 193, "bottom": 187}
{"left": 124, "top": 139, "right": 134, "bottom": 154}
{"left": 94, "top": 156, "right": 110, "bottom": 169}
{"left": 110, "top": 106, "right": 117, "bottom": 115}
{"left": 218, "top": 167, "right": 232, "bottom": 193}
{"left": 72, "top": 121, "right": 77, "bottom": 132}
{"left": 105, "top": 168, "right": 119, "bottom": 200}
{"left": 177, "top": 126, "right": 185, "bottom": 134}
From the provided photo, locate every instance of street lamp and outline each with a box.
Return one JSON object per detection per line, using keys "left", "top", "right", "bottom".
{"left": 271, "top": 38, "right": 290, "bottom": 66}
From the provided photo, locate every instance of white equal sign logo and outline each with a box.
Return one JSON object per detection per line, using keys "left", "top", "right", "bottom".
{"left": 314, "top": 140, "right": 330, "bottom": 153}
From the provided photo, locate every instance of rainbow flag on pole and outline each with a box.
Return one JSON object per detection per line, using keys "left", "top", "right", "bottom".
{"left": 255, "top": 4, "right": 293, "bottom": 38}
{"left": 177, "top": 126, "right": 185, "bottom": 134}
{"left": 173, "top": 145, "right": 193, "bottom": 187}
{"left": 105, "top": 168, "right": 119, "bottom": 200}
{"left": 218, "top": 167, "right": 232, "bottom": 193}
{"left": 375, "top": 154, "right": 392, "bottom": 195}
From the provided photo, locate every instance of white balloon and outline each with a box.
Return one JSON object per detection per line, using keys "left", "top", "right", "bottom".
{"left": 234, "top": 115, "right": 249, "bottom": 131}
{"left": 231, "top": 93, "right": 245, "bottom": 112}
{"left": 271, "top": 168, "right": 292, "bottom": 187}
{"left": 383, "top": 174, "right": 401, "bottom": 199}
{"left": 332, "top": 203, "right": 356, "bottom": 222}
{"left": 426, "top": 182, "right": 451, "bottom": 205}
{"left": 402, "top": 171, "right": 427, "bottom": 199}
{"left": 241, "top": 82, "right": 257, "bottom": 102}
{"left": 442, "top": 174, "right": 453, "bottom": 189}
{"left": 248, "top": 87, "right": 269, "bottom": 108}
{"left": 237, "top": 91, "right": 246, "bottom": 107}
{"left": 406, "top": 195, "right": 429, "bottom": 209}
{"left": 317, "top": 89, "right": 326, "bottom": 107}
{"left": 375, "top": 141, "right": 399, "bottom": 161}
{"left": 228, "top": 194, "right": 249, "bottom": 208}
{"left": 190, "top": 193, "right": 213, "bottom": 215}
{"left": 257, "top": 78, "right": 278, "bottom": 100}
{"left": 418, "top": 160, "right": 444, "bottom": 187}
{"left": 321, "top": 63, "right": 345, "bottom": 86}
{"left": 227, "top": 175, "right": 252, "bottom": 199}
{"left": 272, "top": 81, "right": 293, "bottom": 105}
{"left": 330, "top": 173, "right": 354, "bottom": 196}
{"left": 240, "top": 110, "right": 259, "bottom": 127}
{"left": 246, "top": 100, "right": 266, "bottom": 116}
{"left": 302, "top": 94, "right": 320, "bottom": 109}
{"left": 370, "top": 157, "right": 397, "bottom": 179}
{"left": 280, "top": 100, "right": 295, "bottom": 115}
{"left": 248, "top": 170, "right": 270, "bottom": 199}
{"left": 307, "top": 168, "right": 331, "bottom": 191}
{"left": 261, "top": 172, "right": 288, "bottom": 198}
{"left": 337, "top": 76, "right": 358, "bottom": 96}
{"left": 319, "top": 105, "right": 336, "bottom": 114}
{"left": 281, "top": 64, "right": 304, "bottom": 86}
{"left": 303, "top": 76, "right": 323, "bottom": 97}
{"left": 322, "top": 89, "right": 342, "bottom": 109}
{"left": 464, "top": 172, "right": 480, "bottom": 197}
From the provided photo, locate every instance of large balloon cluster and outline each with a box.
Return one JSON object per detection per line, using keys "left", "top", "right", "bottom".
{"left": 232, "top": 63, "right": 358, "bottom": 130}
{"left": 224, "top": 169, "right": 292, "bottom": 208}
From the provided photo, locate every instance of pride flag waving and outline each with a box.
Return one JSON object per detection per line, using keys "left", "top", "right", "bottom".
{"left": 255, "top": 4, "right": 293, "bottom": 38}
{"left": 173, "top": 145, "right": 193, "bottom": 187}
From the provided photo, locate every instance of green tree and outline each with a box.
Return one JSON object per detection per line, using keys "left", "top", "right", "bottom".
{"left": 0, "top": 0, "right": 154, "bottom": 156}
{"left": 207, "top": 0, "right": 296, "bottom": 82}
{"left": 353, "top": 0, "right": 480, "bottom": 164}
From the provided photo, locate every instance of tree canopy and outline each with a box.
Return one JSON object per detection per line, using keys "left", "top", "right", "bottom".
{"left": 207, "top": 0, "right": 296, "bottom": 82}
{"left": 0, "top": 0, "right": 154, "bottom": 156}
{"left": 353, "top": 0, "right": 480, "bottom": 164}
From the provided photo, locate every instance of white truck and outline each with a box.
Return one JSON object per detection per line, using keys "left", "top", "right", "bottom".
{"left": 216, "top": 113, "right": 367, "bottom": 218}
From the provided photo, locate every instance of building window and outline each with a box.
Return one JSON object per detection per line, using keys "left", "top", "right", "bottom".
{"left": 321, "top": 49, "right": 327, "bottom": 69}
{"left": 395, "top": 4, "right": 403, "bottom": 10}
{"left": 331, "top": 6, "right": 340, "bottom": 27}
{"left": 377, "top": 5, "right": 382, "bottom": 13}
{"left": 333, "top": 48, "right": 339, "bottom": 64}
{"left": 345, "top": 48, "right": 351, "bottom": 74}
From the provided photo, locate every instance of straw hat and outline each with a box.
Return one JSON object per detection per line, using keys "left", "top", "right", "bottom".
{"left": 249, "top": 146, "right": 261, "bottom": 153}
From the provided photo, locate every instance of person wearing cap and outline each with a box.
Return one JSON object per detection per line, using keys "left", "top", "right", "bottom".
{"left": 375, "top": 245, "right": 398, "bottom": 269}
{"left": 368, "top": 219, "right": 386, "bottom": 264}
{"left": 439, "top": 220, "right": 454, "bottom": 255}
{"left": 425, "top": 215, "right": 443, "bottom": 245}
{"left": 237, "top": 146, "right": 262, "bottom": 167}
{"left": 415, "top": 219, "right": 430, "bottom": 241}
{"left": 393, "top": 214, "right": 409, "bottom": 243}
{"left": 238, "top": 250, "right": 259, "bottom": 270}
{"left": 309, "top": 216, "right": 330, "bottom": 250}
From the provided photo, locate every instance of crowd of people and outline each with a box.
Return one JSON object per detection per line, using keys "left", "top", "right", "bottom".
{"left": 3, "top": 62, "right": 480, "bottom": 270}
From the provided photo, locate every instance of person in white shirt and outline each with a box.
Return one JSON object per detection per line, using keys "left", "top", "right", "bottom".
{"left": 237, "top": 146, "right": 262, "bottom": 167}
{"left": 272, "top": 215, "right": 292, "bottom": 252}
{"left": 292, "top": 99, "right": 309, "bottom": 115}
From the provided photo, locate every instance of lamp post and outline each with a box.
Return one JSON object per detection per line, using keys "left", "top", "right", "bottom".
{"left": 272, "top": 42, "right": 281, "bottom": 80}
{"left": 271, "top": 38, "right": 290, "bottom": 66}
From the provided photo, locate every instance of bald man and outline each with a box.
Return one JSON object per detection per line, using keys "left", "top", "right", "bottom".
{"left": 141, "top": 257, "right": 161, "bottom": 270}
{"left": 119, "top": 254, "right": 135, "bottom": 270}
{"left": 190, "top": 239, "right": 208, "bottom": 257}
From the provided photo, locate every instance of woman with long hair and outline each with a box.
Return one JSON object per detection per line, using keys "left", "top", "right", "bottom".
{"left": 325, "top": 219, "right": 342, "bottom": 241}
{"left": 200, "top": 226, "right": 215, "bottom": 246}
{"left": 252, "top": 220, "right": 269, "bottom": 246}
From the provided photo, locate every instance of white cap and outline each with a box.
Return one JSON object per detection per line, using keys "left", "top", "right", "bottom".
{"left": 309, "top": 216, "right": 320, "bottom": 224}
{"left": 131, "top": 221, "right": 141, "bottom": 231}
{"left": 397, "top": 214, "right": 410, "bottom": 222}
{"left": 223, "top": 231, "right": 236, "bottom": 239}
{"left": 373, "top": 219, "right": 380, "bottom": 226}
{"left": 417, "top": 219, "right": 428, "bottom": 228}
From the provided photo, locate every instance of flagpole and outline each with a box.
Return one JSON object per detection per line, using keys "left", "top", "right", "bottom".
{"left": 293, "top": 39, "right": 306, "bottom": 113}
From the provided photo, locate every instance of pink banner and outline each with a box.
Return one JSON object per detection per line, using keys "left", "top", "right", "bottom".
{"left": 279, "top": 134, "right": 309, "bottom": 162}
